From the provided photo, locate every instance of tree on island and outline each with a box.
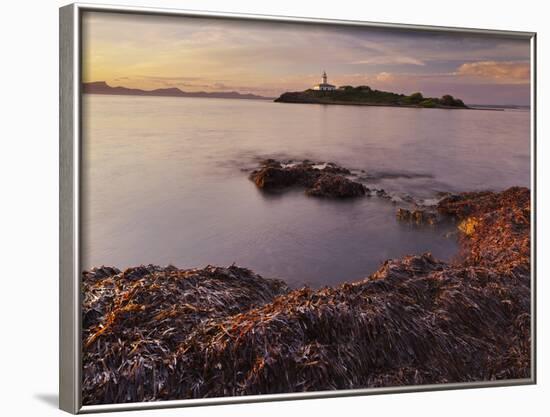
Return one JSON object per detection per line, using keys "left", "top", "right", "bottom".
{"left": 406, "top": 92, "right": 424, "bottom": 104}
{"left": 440, "top": 94, "right": 466, "bottom": 107}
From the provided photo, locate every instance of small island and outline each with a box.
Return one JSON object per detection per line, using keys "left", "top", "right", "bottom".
{"left": 275, "top": 71, "right": 468, "bottom": 109}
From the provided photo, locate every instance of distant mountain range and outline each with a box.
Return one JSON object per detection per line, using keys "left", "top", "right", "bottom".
{"left": 83, "top": 81, "right": 273, "bottom": 101}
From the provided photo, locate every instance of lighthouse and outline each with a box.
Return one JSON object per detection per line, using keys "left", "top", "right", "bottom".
{"left": 313, "top": 70, "right": 336, "bottom": 91}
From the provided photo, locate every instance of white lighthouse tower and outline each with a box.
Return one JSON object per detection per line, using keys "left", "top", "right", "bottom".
{"left": 313, "top": 70, "right": 336, "bottom": 91}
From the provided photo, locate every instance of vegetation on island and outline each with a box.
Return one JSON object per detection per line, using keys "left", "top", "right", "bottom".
{"left": 275, "top": 85, "right": 468, "bottom": 109}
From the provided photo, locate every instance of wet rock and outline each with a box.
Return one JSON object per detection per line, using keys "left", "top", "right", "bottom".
{"left": 259, "top": 158, "right": 282, "bottom": 168}
{"left": 374, "top": 188, "right": 390, "bottom": 199}
{"left": 250, "top": 165, "right": 303, "bottom": 189}
{"left": 306, "top": 174, "right": 366, "bottom": 198}
{"left": 396, "top": 207, "right": 439, "bottom": 225}
{"left": 321, "top": 162, "right": 351, "bottom": 175}
{"left": 250, "top": 160, "right": 321, "bottom": 189}
{"left": 250, "top": 159, "right": 365, "bottom": 198}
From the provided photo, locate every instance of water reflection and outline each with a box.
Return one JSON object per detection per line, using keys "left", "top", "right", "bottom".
{"left": 81, "top": 95, "right": 529, "bottom": 287}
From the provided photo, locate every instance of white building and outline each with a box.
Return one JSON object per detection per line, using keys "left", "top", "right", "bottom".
{"left": 312, "top": 71, "right": 336, "bottom": 91}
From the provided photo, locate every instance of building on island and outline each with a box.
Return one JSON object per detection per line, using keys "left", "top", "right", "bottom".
{"left": 312, "top": 71, "right": 336, "bottom": 91}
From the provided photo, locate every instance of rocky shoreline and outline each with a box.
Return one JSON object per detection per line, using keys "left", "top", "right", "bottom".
{"left": 82, "top": 161, "right": 531, "bottom": 404}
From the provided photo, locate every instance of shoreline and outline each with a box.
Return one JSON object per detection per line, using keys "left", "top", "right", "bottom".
{"left": 82, "top": 164, "right": 531, "bottom": 403}
{"left": 83, "top": 91, "right": 512, "bottom": 111}
{"left": 274, "top": 97, "right": 505, "bottom": 111}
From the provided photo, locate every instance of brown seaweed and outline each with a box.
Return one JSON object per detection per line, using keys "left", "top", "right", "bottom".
{"left": 82, "top": 187, "right": 531, "bottom": 404}
{"left": 82, "top": 265, "right": 289, "bottom": 403}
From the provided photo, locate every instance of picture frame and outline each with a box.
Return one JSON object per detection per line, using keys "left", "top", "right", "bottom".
{"left": 60, "top": 3, "right": 537, "bottom": 413}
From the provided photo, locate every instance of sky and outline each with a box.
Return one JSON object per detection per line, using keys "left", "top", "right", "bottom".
{"left": 82, "top": 12, "right": 531, "bottom": 105}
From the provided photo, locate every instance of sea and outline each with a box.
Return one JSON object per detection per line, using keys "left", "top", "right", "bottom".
{"left": 81, "top": 95, "right": 530, "bottom": 287}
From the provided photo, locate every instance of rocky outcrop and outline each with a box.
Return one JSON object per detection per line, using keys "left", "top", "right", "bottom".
{"left": 396, "top": 207, "right": 439, "bottom": 225}
{"left": 250, "top": 159, "right": 365, "bottom": 198}
{"left": 82, "top": 187, "right": 531, "bottom": 405}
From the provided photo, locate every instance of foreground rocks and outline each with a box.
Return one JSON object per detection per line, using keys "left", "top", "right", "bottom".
{"left": 82, "top": 187, "right": 531, "bottom": 405}
{"left": 82, "top": 265, "right": 289, "bottom": 404}
{"left": 250, "top": 159, "right": 366, "bottom": 198}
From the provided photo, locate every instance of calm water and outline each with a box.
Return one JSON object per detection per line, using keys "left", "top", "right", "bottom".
{"left": 81, "top": 95, "right": 530, "bottom": 287}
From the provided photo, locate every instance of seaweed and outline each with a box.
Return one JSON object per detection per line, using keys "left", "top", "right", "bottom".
{"left": 82, "top": 265, "right": 289, "bottom": 404}
{"left": 82, "top": 187, "right": 531, "bottom": 404}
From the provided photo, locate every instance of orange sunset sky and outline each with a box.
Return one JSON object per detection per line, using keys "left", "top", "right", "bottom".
{"left": 82, "top": 11, "right": 531, "bottom": 105}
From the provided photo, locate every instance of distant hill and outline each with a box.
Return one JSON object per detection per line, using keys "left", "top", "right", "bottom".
{"left": 275, "top": 85, "right": 468, "bottom": 109}
{"left": 83, "top": 81, "right": 273, "bottom": 101}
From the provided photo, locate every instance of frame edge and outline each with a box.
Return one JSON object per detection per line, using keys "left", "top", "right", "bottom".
{"left": 63, "top": 3, "right": 537, "bottom": 413}
{"left": 74, "top": 2, "right": 535, "bottom": 38}
{"left": 60, "top": 3, "right": 80, "bottom": 414}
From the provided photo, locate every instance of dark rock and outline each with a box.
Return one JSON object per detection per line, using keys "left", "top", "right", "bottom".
{"left": 322, "top": 162, "right": 351, "bottom": 175}
{"left": 249, "top": 159, "right": 365, "bottom": 199}
{"left": 259, "top": 158, "right": 282, "bottom": 168}
{"left": 306, "top": 174, "right": 366, "bottom": 198}
{"left": 373, "top": 188, "right": 390, "bottom": 199}
{"left": 250, "top": 166, "right": 302, "bottom": 189}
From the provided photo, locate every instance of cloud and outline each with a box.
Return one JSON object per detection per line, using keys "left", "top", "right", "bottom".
{"left": 375, "top": 72, "right": 395, "bottom": 82}
{"left": 456, "top": 61, "right": 530, "bottom": 83}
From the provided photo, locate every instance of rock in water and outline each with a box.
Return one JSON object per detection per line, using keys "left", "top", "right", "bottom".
{"left": 251, "top": 166, "right": 301, "bottom": 188}
{"left": 306, "top": 174, "right": 366, "bottom": 198}
{"left": 396, "top": 207, "right": 439, "bottom": 225}
{"left": 249, "top": 159, "right": 365, "bottom": 198}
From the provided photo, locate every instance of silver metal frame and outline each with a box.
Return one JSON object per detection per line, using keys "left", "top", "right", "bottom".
{"left": 59, "top": 2, "right": 537, "bottom": 414}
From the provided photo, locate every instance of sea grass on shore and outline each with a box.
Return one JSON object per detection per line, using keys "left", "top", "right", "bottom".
{"left": 82, "top": 187, "right": 531, "bottom": 405}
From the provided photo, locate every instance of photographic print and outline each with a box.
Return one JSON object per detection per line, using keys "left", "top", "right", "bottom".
{"left": 76, "top": 8, "right": 533, "bottom": 407}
